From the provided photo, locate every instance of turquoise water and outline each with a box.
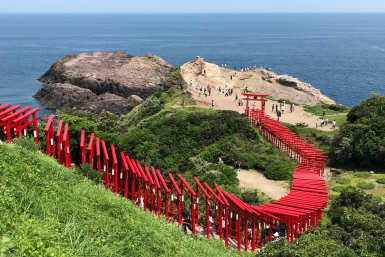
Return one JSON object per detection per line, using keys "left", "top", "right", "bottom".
{"left": 1, "top": 13, "right": 385, "bottom": 115}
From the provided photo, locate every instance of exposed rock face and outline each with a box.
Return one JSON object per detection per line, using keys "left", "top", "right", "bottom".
{"left": 35, "top": 51, "right": 174, "bottom": 115}
{"left": 181, "top": 60, "right": 335, "bottom": 105}
{"left": 34, "top": 83, "right": 143, "bottom": 115}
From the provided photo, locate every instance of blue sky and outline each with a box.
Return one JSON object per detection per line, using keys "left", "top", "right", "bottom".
{"left": 2, "top": 0, "right": 385, "bottom": 13}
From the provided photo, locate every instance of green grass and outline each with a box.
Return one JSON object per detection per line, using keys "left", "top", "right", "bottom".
{"left": 319, "top": 115, "right": 348, "bottom": 127}
{"left": 303, "top": 104, "right": 350, "bottom": 116}
{"left": 327, "top": 171, "right": 385, "bottom": 200}
{"left": 355, "top": 172, "right": 371, "bottom": 178}
{"left": 372, "top": 196, "right": 382, "bottom": 202}
{"left": 336, "top": 178, "right": 351, "bottom": 185}
{"left": 332, "top": 186, "right": 346, "bottom": 192}
{"left": 377, "top": 178, "right": 385, "bottom": 184}
{"left": 356, "top": 182, "right": 375, "bottom": 190}
{"left": 0, "top": 141, "right": 248, "bottom": 257}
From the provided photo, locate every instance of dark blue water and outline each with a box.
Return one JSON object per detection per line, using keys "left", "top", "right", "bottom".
{"left": 1, "top": 14, "right": 385, "bottom": 115}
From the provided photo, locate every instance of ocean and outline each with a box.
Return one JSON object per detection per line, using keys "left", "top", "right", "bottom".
{"left": 1, "top": 13, "right": 385, "bottom": 116}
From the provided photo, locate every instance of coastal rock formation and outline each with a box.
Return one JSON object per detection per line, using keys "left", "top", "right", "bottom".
{"left": 34, "top": 83, "right": 143, "bottom": 115}
{"left": 35, "top": 51, "right": 174, "bottom": 115}
{"left": 181, "top": 59, "right": 335, "bottom": 105}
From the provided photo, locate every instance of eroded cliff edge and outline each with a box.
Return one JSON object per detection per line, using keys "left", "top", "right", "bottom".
{"left": 34, "top": 51, "right": 174, "bottom": 116}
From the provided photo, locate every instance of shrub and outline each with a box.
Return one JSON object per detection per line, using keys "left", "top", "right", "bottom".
{"left": 333, "top": 186, "right": 346, "bottom": 192}
{"left": 355, "top": 172, "right": 371, "bottom": 178}
{"left": 376, "top": 178, "right": 385, "bottom": 184}
{"left": 329, "top": 194, "right": 339, "bottom": 200}
{"left": 356, "top": 182, "right": 375, "bottom": 189}
{"left": 265, "top": 161, "right": 294, "bottom": 180}
{"left": 241, "top": 189, "right": 259, "bottom": 206}
{"left": 336, "top": 178, "right": 351, "bottom": 185}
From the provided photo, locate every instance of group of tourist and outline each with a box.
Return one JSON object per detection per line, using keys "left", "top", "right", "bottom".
{"left": 272, "top": 103, "right": 295, "bottom": 115}
{"left": 195, "top": 84, "right": 212, "bottom": 97}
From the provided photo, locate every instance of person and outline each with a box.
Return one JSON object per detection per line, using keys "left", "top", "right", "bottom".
{"left": 323, "top": 108, "right": 326, "bottom": 116}
{"left": 252, "top": 102, "right": 255, "bottom": 110}
{"left": 236, "top": 158, "right": 242, "bottom": 172}
{"left": 278, "top": 222, "right": 286, "bottom": 237}
{"left": 325, "top": 117, "right": 328, "bottom": 126}
{"left": 272, "top": 104, "right": 275, "bottom": 112}
{"left": 222, "top": 217, "right": 226, "bottom": 235}
{"left": 181, "top": 207, "right": 192, "bottom": 234}
{"left": 272, "top": 232, "right": 280, "bottom": 242}
{"left": 234, "top": 66, "right": 236, "bottom": 70}
{"left": 316, "top": 119, "right": 318, "bottom": 128}
{"left": 281, "top": 104, "right": 285, "bottom": 114}
{"left": 321, "top": 118, "right": 324, "bottom": 127}
{"left": 204, "top": 89, "right": 208, "bottom": 97}
{"left": 222, "top": 63, "right": 223, "bottom": 68}
{"left": 225, "top": 82, "right": 228, "bottom": 88}
{"left": 290, "top": 104, "right": 293, "bottom": 113}
{"left": 261, "top": 225, "right": 270, "bottom": 246}
{"left": 225, "top": 63, "right": 226, "bottom": 68}
{"left": 238, "top": 99, "right": 241, "bottom": 106}
{"left": 241, "top": 99, "right": 243, "bottom": 106}
{"left": 199, "top": 87, "right": 202, "bottom": 97}
{"left": 204, "top": 70, "right": 206, "bottom": 76}
{"left": 195, "top": 84, "right": 198, "bottom": 92}
{"left": 332, "top": 120, "right": 336, "bottom": 130}
{"left": 230, "top": 75, "right": 232, "bottom": 80}
{"left": 225, "top": 89, "right": 228, "bottom": 96}
{"left": 235, "top": 94, "right": 238, "bottom": 102}
{"left": 218, "top": 87, "right": 221, "bottom": 95}
{"left": 183, "top": 99, "right": 185, "bottom": 107}
{"left": 209, "top": 214, "right": 215, "bottom": 239}
{"left": 292, "top": 103, "right": 294, "bottom": 112}
{"left": 190, "top": 80, "right": 192, "bottom": 86}
{"left": 211, "top": 100, "right": 215, "bottom": 109}
{"left": 242, "top": 87, "right": 244, "bottom": 92}
{"left": 255, "top": 89, "right": 258, "bottom": 94}
{"left": 264, "top": 101, "right": 266, "bottom": 108}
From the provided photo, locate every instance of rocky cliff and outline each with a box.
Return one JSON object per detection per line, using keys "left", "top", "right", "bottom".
{"left": 181, "top": 60, "right": 335, "bottom": 105}
{"left": 35, "top": 51, "right": 174, "bottom": 115}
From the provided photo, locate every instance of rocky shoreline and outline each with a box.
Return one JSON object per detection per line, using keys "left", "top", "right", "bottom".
{"left": 34, "top": 51, "right": 174, "bottom": 116}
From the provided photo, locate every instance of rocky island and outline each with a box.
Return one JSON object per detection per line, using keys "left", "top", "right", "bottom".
{"left": 34, "top": 51, "right": 174, "bottom": 116}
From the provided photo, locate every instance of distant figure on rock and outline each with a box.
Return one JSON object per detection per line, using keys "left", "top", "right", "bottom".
{"left": 222, "top": 63, "right": 223, "bottom": 68}
{"left": 234, "top": 66, "right": 236, "bottom": 70}
{"left": 225, "top": 64, "right": 226, "bottom": 68}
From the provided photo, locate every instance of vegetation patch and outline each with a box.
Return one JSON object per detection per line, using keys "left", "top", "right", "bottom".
{"left": 303, "top": 103, "right": 350, "bottom": 116}
{"left": 356, "top": 182, "right": 375, "bottom": 189}
{"left": 376, "top": 178, "right": 385, "bottom": 184}
{"left": 354, "top": 172, "right": 371, "bottom": 178}
{"left": 0, "top": 141, "right": 246, "bottom": 257}
{"left": 336, "top": 177, "right": 351, "bottom": 185}
{"left": 332, "top": 186, "right": 346, "bottom": 192}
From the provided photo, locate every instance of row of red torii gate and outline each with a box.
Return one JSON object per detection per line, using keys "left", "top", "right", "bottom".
{"left": 0, "top": 94, "right": 328, "bottom": 252}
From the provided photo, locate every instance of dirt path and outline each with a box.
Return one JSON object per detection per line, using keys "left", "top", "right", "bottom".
{"left": 237, "top": 169, "right": 289, "bottom": 200}
{"left": 180, "top": 62, "right": 343, "bottom": 131}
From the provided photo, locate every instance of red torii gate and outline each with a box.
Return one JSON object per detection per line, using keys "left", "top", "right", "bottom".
{"left": 242, "top": 93, "right": 269, "bottom": 117}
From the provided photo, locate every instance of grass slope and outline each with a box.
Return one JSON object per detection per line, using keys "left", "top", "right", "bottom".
{"left": 0, "top": 142, "right": 250, "bottom": 257}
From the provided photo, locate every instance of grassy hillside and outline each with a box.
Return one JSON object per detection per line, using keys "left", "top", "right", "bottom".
{"left": 0, "top": 140, "right": 250, "bottom": 257}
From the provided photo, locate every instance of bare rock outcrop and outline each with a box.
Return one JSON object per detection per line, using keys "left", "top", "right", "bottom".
{"left": 35, "top": 51, "right": 174, "bottom": 115}
{"left": 181, "top": 59, "right": 335, "bottom": 105}
{"left": 34, "top": 83, "right": 143, "bottom": 116}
